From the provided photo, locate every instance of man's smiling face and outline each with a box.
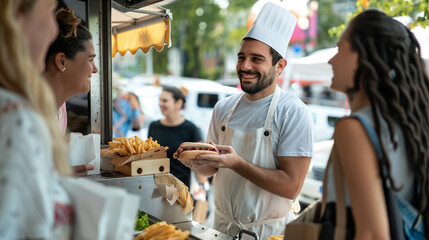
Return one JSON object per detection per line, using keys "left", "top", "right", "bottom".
{"left": 236, "top": 39, "right": 276, "bottom": 95}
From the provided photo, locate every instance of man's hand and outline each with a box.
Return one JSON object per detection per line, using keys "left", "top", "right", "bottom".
{"left": 173, "top": 143, "right": 220, "bottom": 176}
{"left": 173, "top": 151, "right": 194, "bottom": 168}
{"left": 192, "top": 144, "right": 243, "bottom": 170}
{"left": 194, "top": 144, "right": 311, "bottom": 199}
{"left": 73, "top": 164, "right": 95, "bottom": 177}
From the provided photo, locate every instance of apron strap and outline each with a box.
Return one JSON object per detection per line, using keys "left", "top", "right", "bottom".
{"left": 222, "top": 88, "right": 281, "bottom": 129}
{"left": 215, "top": 208, "right": 287, "bottom": 236}
{"left": 263, "top": 86, "right": 281, "bottom": 129}
{"left": 222, "top": 92, "right": 245, "bottom": 125}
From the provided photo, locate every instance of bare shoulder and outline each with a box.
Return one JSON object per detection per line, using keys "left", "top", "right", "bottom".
{"left": 334, "top": 117, "right": 368, "bottom": 144}
{"left": 333, "top": 117, "right": 377, "bottom": 169}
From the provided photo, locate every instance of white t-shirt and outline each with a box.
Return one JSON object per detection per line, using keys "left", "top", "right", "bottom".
{"left": 207, "top": 87, "right": 314, "bottom": 167}
{"left": 0, "top": 88, "right": 73, "bottom": 239}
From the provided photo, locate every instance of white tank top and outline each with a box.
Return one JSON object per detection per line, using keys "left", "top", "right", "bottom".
{"left": 326, "top": 105, "right": 414, "bottom": 205}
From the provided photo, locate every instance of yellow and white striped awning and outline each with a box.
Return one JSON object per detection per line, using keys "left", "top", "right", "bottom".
{"left": 111, "top": 3, "right": 172, "bottom": 57}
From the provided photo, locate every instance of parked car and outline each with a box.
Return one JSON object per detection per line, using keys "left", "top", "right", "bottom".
{"left": 122, "top": 75, "right": 241, "bottom": 140}
{"left": 307, "top": 104, "right": 349, "bottom": 142}
{"left": 288, "top": 84, "right": 349, "bottom": 207}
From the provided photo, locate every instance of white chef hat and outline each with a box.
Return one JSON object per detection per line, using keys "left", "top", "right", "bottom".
{"left": 244, "top": 1, "right": 297, "bottom": 59}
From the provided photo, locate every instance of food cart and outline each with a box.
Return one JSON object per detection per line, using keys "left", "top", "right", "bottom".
{"left": 62, "top": 0, "right": 258, "bottom": 239}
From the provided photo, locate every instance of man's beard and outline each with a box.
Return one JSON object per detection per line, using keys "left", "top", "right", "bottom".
{"left": 239, "top": 68, "right": 276, "bottom": 94}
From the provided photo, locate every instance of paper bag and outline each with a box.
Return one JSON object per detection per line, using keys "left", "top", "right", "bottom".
{"left": 61, "top": 177, "right": 140, "bottom": 240}
{"left": 68, "top": 133, "right": 100, "bottom": 175}
{"left": 154, "top": 174, "right": 194, "bottom": 215}
{"left": 193, "top": 200, "right": 208, "bottom": 224}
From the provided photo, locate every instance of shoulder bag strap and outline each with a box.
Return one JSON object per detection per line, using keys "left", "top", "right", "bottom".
{"left": 351, "top": 115, "right": 387, "bottom": 178}
{"left": 350, "top": 114, "right": 407, "bottom": 240}
{"left": 319, "top": 143, "right": 338, "bottom": 221}
{"left": 319, "top": 149, "right": 332, "bottom": 221}
{"left": 332, "top": 145, "right": 348, "bottom": 240}
{"left": 328, "top": 114, "right": 380, "bottom": 240}
{"left": 326, "top": 114, "right": 383, "bottom": 240}
{"left": 318, "top": 141, "right": 348, "bottom": 239}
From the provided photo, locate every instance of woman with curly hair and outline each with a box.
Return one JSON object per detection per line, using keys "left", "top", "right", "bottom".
{"left": 326, "top": 9, "right": 428, "bottom": 239}
{"left": 44, "top": 7, "right": 98, "bottom": 176}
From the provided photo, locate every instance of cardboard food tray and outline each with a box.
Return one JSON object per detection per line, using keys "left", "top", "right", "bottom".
{"left": 110, "top": 147, "right": 170, "bottom": 176}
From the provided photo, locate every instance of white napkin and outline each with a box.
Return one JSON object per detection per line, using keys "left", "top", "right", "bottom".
{"left": 68, "top": 133, "right": 100, "bottom": 175}
{"left": 61, "top": 177, "right": 140, "bottom": 240}
{"left": 155, "top": 183, "right": 179, "bottom": 206}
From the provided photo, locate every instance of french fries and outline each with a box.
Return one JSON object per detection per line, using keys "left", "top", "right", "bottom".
{"left": 177, "top": 188, "right": 188, "bottom": 208}
{"left": 134, "top": 221, "right": 190, "bottom": 240}
{"left": 108, "top": 136, "right": 168, "bottom": 157}
{"left": 267, "top": 236, "right": 284, "bottom": 240}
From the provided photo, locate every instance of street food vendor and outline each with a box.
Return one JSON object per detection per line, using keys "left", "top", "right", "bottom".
{"left": 176, "top": 2, "right": 314, "bottom": 238}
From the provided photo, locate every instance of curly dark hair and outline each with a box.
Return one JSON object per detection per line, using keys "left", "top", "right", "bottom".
{"left": 345, "top": 9, "right": 429, "bottom": 236}
{"left": 44, "top": 8, "right": 92, "bottom": 68}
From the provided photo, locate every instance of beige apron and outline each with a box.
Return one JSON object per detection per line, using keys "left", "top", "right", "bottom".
{"left": 213, "top": 87, "right": 294, "bottom": 239}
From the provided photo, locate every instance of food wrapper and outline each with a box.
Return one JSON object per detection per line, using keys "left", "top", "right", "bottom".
{"left": 154, "top": 173, "right": 194, "bottom": 215}
{"left": 61, "top": 177, "right": 140, "bottom": 240}
{"left": 156, "top": 183, "right": 179, "bottom": 205}
{"left": 68, "top": 133, "right": 100, "bottom": 175}
{"left": 291, "top": 199, "right": 301, "bottom": 213}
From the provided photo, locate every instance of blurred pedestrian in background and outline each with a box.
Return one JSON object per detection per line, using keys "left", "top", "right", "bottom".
{"left": 148, "top": 86, "right": 202, "bottom": 188}
{"left": 113, "top": 92, "right": 144, "bottom": 138}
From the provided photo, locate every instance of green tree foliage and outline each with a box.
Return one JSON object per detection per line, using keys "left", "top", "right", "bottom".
{"left": 223, "top": 0, "right": 256, "bottom": 52}
{"left": 152, "top": 49, "right": 168, "bottom": 74}
{"left": 166, "top": 0, "right": 224, "bottom": 78}
{"left": 330, "top": 0, "right": 429, "bottom": 38}
{"left": 316, "top": 0, "right": 344, "bottom": 49}
{"left": 227, "top": 0, "right": 255, "bottom": 11}
{"left": 152, "top": 0, "right": 257, "bottom": 79}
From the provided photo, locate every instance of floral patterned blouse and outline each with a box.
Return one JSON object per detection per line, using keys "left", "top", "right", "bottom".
{"left": 0, "top": 88, "right": 73, "bottom": 239}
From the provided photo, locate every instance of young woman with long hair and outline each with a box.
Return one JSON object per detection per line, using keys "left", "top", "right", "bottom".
{"left": 327, "top": 9, "right": 428, "bottom": 239}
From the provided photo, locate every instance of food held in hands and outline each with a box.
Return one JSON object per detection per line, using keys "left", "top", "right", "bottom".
{"left": 175, "top": 142, "right": 220, "bottom": 161}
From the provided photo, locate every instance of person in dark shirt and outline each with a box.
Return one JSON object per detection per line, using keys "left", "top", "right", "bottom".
{"left": 148, "top": 86, "right": 201, "bottom": 187}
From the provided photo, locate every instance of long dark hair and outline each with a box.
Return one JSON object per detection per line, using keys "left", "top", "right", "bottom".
{"left": 45, "top": 8, "right": 92, "bottom": 67}
{"left": 346, "top": 9, "right": 429, "bottom": 235}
